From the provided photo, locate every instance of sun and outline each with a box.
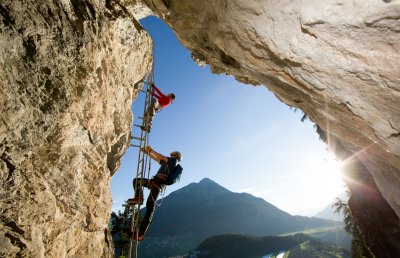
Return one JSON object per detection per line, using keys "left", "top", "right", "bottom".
{"left": 275, "top": 150, "right": 347, "bottom": 215}
{"left": 324, "top": 152, "right": 343, "bottom": 174}
{"left": 307, "top": 151, "right": 346, "bottom": 197}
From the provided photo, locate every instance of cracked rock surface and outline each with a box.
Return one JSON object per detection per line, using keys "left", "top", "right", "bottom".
{"left": 0, "top": 0, "right": 152, "bottom": 257}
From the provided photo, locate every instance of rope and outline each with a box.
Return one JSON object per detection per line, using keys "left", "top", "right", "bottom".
{"left": 154, "top": 186, "right": 166, "bottom": 207}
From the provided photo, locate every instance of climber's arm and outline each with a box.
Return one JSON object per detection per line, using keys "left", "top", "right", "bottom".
{"left": 151, "top": 84, "right": 166, "bottom": 98}
{"left": 142, "top": 146, "right": 168, "bottom": 163}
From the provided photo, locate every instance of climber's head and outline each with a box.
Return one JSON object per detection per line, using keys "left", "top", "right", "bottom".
{"left": 168, "top": 93, "right": 176, "bottom": 101}
{"left": 170, "top": 151, "right": 182, "bottom": 161}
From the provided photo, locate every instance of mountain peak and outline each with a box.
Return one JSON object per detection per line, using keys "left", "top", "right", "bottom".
{"left": 149, "top": 179, "right": 338, "bottom": 244}
{"left": 199, "top": 177, "right": 217, "bottom": 184}
{"left": 172, "top": 178, "right": 231, "bottom": 196}
{"left": 197, "top": 178, "right": 230, "bottom": 192}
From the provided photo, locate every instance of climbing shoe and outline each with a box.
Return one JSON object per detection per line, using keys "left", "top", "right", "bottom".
{"left": 131, "top": 231, "right": 143, "bottom": 242}
{"left": 127, "top": 196, "right": 144, "bottom": 205}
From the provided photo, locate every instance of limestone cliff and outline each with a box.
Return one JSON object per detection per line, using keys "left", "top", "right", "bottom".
{"left": 0, "top": 0, "right": 152, "bottom": 257}
{"left": 1, "top": 0, "right": 400, "bottom": 257}
{"left": 141, "top": 0, "right": 400, "bottom": 256}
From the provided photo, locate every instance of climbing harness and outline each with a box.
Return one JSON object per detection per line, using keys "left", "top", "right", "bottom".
{"left": 127, "top": 60, "right": 155, "bottom": 258}
{"left": 151, "top": 182, "right": 166, "bottom": 207}
{"left": 155, "top": 187, "right": 166, "bottom": 207}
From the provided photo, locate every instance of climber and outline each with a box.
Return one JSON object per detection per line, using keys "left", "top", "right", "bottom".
{"left": 141, "top": 83, "right": 175, "bottom": 133}
{"left": 128, "top": 146, "right": 183, "bottom": 242}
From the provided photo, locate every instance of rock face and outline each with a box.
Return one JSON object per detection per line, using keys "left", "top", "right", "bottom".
{"left": 141, "top": 0, "right": 400, "bottom": 256}
{"left": 1, "top": 0, "right": 400, "bottom": 257}
{"left": 0, "top": 0, "right": 152, "bottom": 257}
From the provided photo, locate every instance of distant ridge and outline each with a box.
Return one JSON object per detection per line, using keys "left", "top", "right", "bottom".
{"left": 138, "top": 178, "right": 342, "bottom": 257}
{"left": 147, "top": 178, "right": 339, "bottom": 238}
{"left": 313, "top": 192, "right": 348, "bottom": 221}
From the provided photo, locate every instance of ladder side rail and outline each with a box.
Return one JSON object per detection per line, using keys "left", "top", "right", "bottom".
{"left": 129, "top": 74, "right": 154, "bottom": 258}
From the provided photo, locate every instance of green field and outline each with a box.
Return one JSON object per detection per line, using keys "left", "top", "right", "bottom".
{"left": 288, "top": 240, "right": 350, "bottom": 258}
{"left": 279, "top": 226, "right": 342, "bottom": 236}
{"left": 279, "top": 226, "right": 351, "bottom": 250}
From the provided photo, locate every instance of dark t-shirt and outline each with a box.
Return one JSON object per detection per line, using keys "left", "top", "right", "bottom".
{"left": 156, "top": 157, "right": 178, "bottom": 177}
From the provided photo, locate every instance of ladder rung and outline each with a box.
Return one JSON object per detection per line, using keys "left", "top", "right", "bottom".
{"left": 132, "top": 136, "right": 143, "bottom": 141}
{"left": 138, "top": 116, "right": 143, "bottom": 120}
{"left": 130, "top": 144, "right": 140, "bottom": 148}
{"left": 140, "top": 90, "right": 147, "bottom": 93}
{"left": 133, "top": 124, "right": 142, "bottom": 128}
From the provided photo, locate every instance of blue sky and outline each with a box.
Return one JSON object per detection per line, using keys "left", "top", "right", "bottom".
{"left": 110, "top": 16, "right": 345, "bottom": 216}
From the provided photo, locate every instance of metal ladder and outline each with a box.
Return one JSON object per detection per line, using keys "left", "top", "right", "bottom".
{"left": 127, "top": 80, "right": 154, "bottom": 258}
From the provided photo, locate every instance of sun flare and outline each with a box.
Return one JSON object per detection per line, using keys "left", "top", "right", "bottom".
{"left": 308, "top": 152, "right": 346, "bottom": 196}
{"left": 324, "top": 152, "right": 343, "bottom": 173}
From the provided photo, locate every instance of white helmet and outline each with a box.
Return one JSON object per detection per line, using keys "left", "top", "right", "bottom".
{"left": 171, "top": 151, "right": 182, "bottom": 161}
